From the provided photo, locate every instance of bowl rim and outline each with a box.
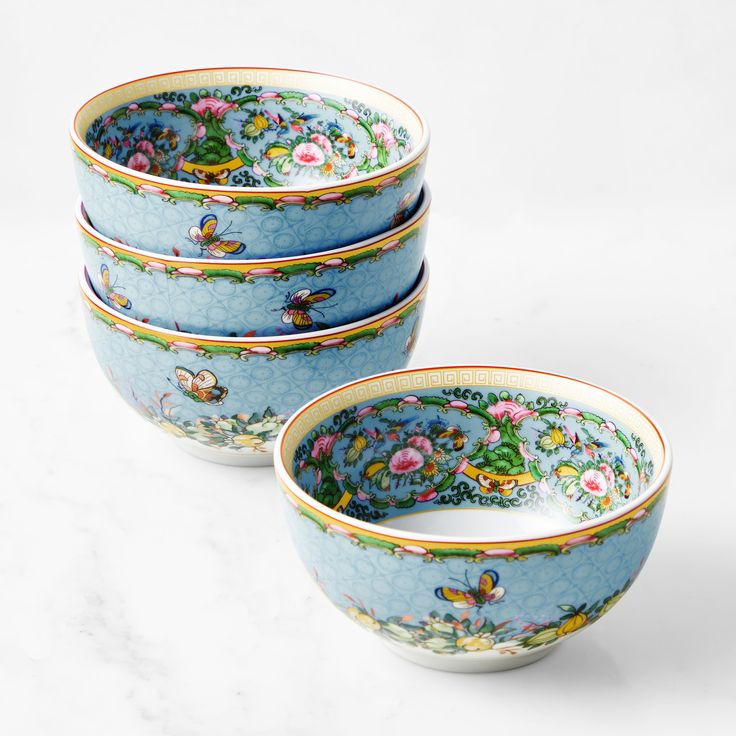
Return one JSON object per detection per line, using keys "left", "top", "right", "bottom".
{"left": 80, "top": 258, "right": 428, "bottom": 346}
{"left": 76, "top": 183, "right": 431, "bottom": 267}
{"left": 70, "top": 66, "right": 430, "bottom": 195}
{"left": 273, "top": 365, "right": 672, "bottom": 545}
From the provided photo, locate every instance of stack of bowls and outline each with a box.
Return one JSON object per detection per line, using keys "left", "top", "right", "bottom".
{"left": 71, "top": 68, "right": 430, "bottom": 465}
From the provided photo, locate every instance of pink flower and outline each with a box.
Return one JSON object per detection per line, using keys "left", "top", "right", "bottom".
{"left": 408, "top": 436, "right": 433, "bottom": 455}
{"left": 247, "top": 267, "right": 282, "bottom": 277}
{"left": 98, "top": 246, "right": 115, "bottom": 258}
{"left": 483, "top": 427, "right": 501, "bottom": 444}
{"left": 599, "top": 463, "right": 616, "bottom": 488}
{"left": 159, "top": 102, "right": 177, "bottom": 111}
{"left": 326, "top": 523, "right": 355, "bottom": 539}
{"left": 398, "top": 395, "right": 421, "bottom": 408}
{"left": 343, "top": 166, "right": 359, "bottom": 179}
{"left": 488, "top": 400, "right": 537, "bottom": 424}
{"left": 447, "top": 400, "right": 468, "bottom": 410}
{"left": 560, "top": 407, "right": 582, "bottom": 417}
{"left": 278, "top": 195, "right": 306, "bottom": 205}
{"left": 398, "top": 544, "right": 430, "bottom": 555}
{"left": 580, "top": 469, "right": 608, "bottom": 496}
{"left": 202, "top": 194, "right": 235, "bottom": 206}
{"left": 194, "top": 122, "right": 206, "bottom": 139}
{"left": 310, "top": 133, "right": 332, "bottom": 155}
{"left": 368, "top": 143, "right": 378, "bottom": 161}
{"left": 175, "top": 155, "right": 185, "bottom": 171}
{"left": 127, "top": 152, "right": 150, "bottom": 172}
{"left": 380, "top": 239, "right": 402, "bottom": 252}
{"left": 257, "top": 92, "right": 281, "bottom": 102}
{"left": 191, "top": 96, "right": 238, "bottom": 119}
{"left": 372, "top": 121, "right": 397, "bottom": 149}
{"left": 343, "top": 108, "right": 360, "bottom": 121}
{"left": 356, "top": 406, "right": 377, "bottom": 419}
{"left": 333, "top": 468, "right": 346, "bottom": 481}
{"left": 315, "top": 337, "right": 346, "bottom": 350}
{"left": 170, "top": 340, "right": 202, "bottom": 351}
{"left": 303, "top": 93, "right": 323, "bottom": 104}
{"left": 240, "top": 346, "right": 276, "bottom": 357}
{"left": 628, "top": 447, "right": 639, "bottom": 462}
{"left": 90, "top": 164, "right": 109, "bottom": 178}
{"left": 225, "top": 133, "right": 243, "bottom": 150}
{"left": 378, "top": 176, "right": 400, "bottom": 189}
{"left": 145, "top": 261, "right": 167, "bottom": 272}
{"left": 480, "top": 548, "right": 518, "bottom": 558}
{"left": 113, "top": 323, "right": 135, "bottom": 336}
{"left": 379, "top": 317, "right": 401, "bottom": 330}
{"left": 601, "top": 421, "right": 617, "bottom": 434}
{"left": 311, "top": 433, "right": 339, "bottom": 459}
{"left": 103, "top": 116, "right": 114, "bottom": 127}
{"left": 315, "top": 469, "right": 322, "bottom": 486}
{"left": 138, "top": 184, "right": 170, "bottom": 198}
{"left": 563, "top": 534, "right": 598, "bottom": 549}
{"left": 389, "top": 447, "right": 424, "bottom": 474}
{"left": 317, "top": 192, "right": 344, "bottom": 202}
{"left": 415, "top": 489, "right": 437, "bottom": 502}
{"left": 127, "top": 103, "right": 140, "bottom": 111}
{"left": 315, "top": 258, "right": 347, "bottom": 272}
{"left": 135, "top": 140, "right": 154, "bottom": 156}
{"left": 453, "top": 458, "right": 469, "bottom": 475}
{"left": 519, "top": 442, "right": 536, "bottom": 461}
{"left": 173, "top": 267, "right": 204, "bottom": 278}
{"left": 292, "top": 142, "right": 325, "bottom": 166}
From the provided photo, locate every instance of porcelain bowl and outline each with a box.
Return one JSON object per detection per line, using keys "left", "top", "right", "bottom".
{"left": 274, "top": 366, "right": 671, "bottom": 672}
{"left": 78, "top": 185, "right": 430, "bottom": 337}
{"left": 81, "top": 262, "right": 427, "bottom": 466}
{"left": 72, "top": 67, "right": 429, "bottom": 259}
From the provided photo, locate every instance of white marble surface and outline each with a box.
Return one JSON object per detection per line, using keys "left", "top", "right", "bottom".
{"left": 2, "top": 1, "right": 735, "bottom": 733}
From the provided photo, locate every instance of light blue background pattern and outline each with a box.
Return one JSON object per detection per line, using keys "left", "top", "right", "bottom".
{"left": 284, "top": 496, "right": 665, "bottom": 646}
{"left": 74, "top": 156, "right": 427, "bottom": 259}
{"left": 83, "top": 298, "right": 425, "bottom": 457}
{"left": 81, "top": 219, "right": 427, "bottom": 336}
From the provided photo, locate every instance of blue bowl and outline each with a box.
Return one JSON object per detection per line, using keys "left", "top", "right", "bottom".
{"left": 78, "top": 185, "right": 430, "bottom": 337}
{"left": 81, "top": 262, "right": 428, "bottom": 466}
{"left": 274, "top": 366, "right": 671, "bottom": 672}
{"left": 72, "top": 68, "right": 429, "bottom": 258}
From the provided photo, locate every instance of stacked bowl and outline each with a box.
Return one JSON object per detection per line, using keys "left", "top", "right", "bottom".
{"left": 72, "top": 68, "right": 430, "bottom": 465}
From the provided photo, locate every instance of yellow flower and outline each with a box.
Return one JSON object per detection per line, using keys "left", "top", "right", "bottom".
{"left": 232, "top": 434, "right": 265, "bottom": 449}
{"left": 524, "top": 627, "right": 559, "bottom": 647}
{"left": 159, "top": 421, "right": 186, "bottom": 438}
{"left": 551, "top": 427, "right": 565, "bottom": 445}
{"left": 346, "top": 607, "right": 381, "bottom": 631}
{"left": 557, "top": 612, "right": 588, "bottom": 636}
{"left": 601, "top": 592, "right": 624, "bottom": 616}
{"left": 456, "top": 635, "right": 494, "bottom": 652}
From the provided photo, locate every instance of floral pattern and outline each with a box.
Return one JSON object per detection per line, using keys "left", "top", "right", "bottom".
{"left": 340, "top": 580, "right": 632, "bottom": 657}
{"left": 86, "top": 85, "right": 412, "bottom": 188}
{"left": 134, "top": 390, "right": 285, "bottom": 454}
{"left": 293, "top": 388, "right": 654, "bottom": 523}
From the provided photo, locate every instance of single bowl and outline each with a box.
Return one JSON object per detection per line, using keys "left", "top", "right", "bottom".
{"left": 80, "top": 262, "right": 428, "bottom": 466}
{"left": 274, "top": 366, "right": 671, "bottom": 672}
{"left": 78, "top": 184, "right": 430, "bottom": 337}
{"left": 71, "top": 67, "right": 429, "bottom": 258}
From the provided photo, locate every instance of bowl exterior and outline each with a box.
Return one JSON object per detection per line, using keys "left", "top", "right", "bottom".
{"left": 281, "top": 480, "right": 666, "bottom": 666}
{"left": 73, "top": 152, "right": 427, "bottom": 258}
{"left": 276, "top": 367, "right": 670, "bottom": 669}
{"left": 79, "top": 198, "right": 429, "bottom": 336}
{"left": 81, "top": 277, "right": 427, "bottom": 463}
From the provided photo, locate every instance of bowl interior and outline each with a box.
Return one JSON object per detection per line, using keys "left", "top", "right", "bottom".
{"left": 78, "top": 71, "right": 421, "bottom": 188}
{"left": 286, "top": 369, "right": 666, "bottom": 538}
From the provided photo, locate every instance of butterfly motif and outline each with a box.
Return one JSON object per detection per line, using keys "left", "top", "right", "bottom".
{"left": 170, "top": 367, "right": 228, "bottom": 405}
{"left": 435, "top": 570, "right": 505, "bottom": 609}
{"left": 188, "top": 214, "right": 245, "bottom": 258}
{"left": 99, "top": 264, "right": 131, "bottom": 311}
{"left": 281, "top": 288, "right": 336, "bottom": 330}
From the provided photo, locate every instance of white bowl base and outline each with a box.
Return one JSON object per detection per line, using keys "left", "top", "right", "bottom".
{"left": 384, "top": 640, "right": 555, "bottom": 673}
{"left": 177, "top": 439, "right": 274, "bottom": 467}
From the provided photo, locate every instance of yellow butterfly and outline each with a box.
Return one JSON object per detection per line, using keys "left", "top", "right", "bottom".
{"left": 188, "top": 215, "right": 245, "bottom": 258}
{"left": 435, "top": 570, "right": 505, "bottom": 609}
{"left": 99, "top": 264, "right": 131, "bottom": 311}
